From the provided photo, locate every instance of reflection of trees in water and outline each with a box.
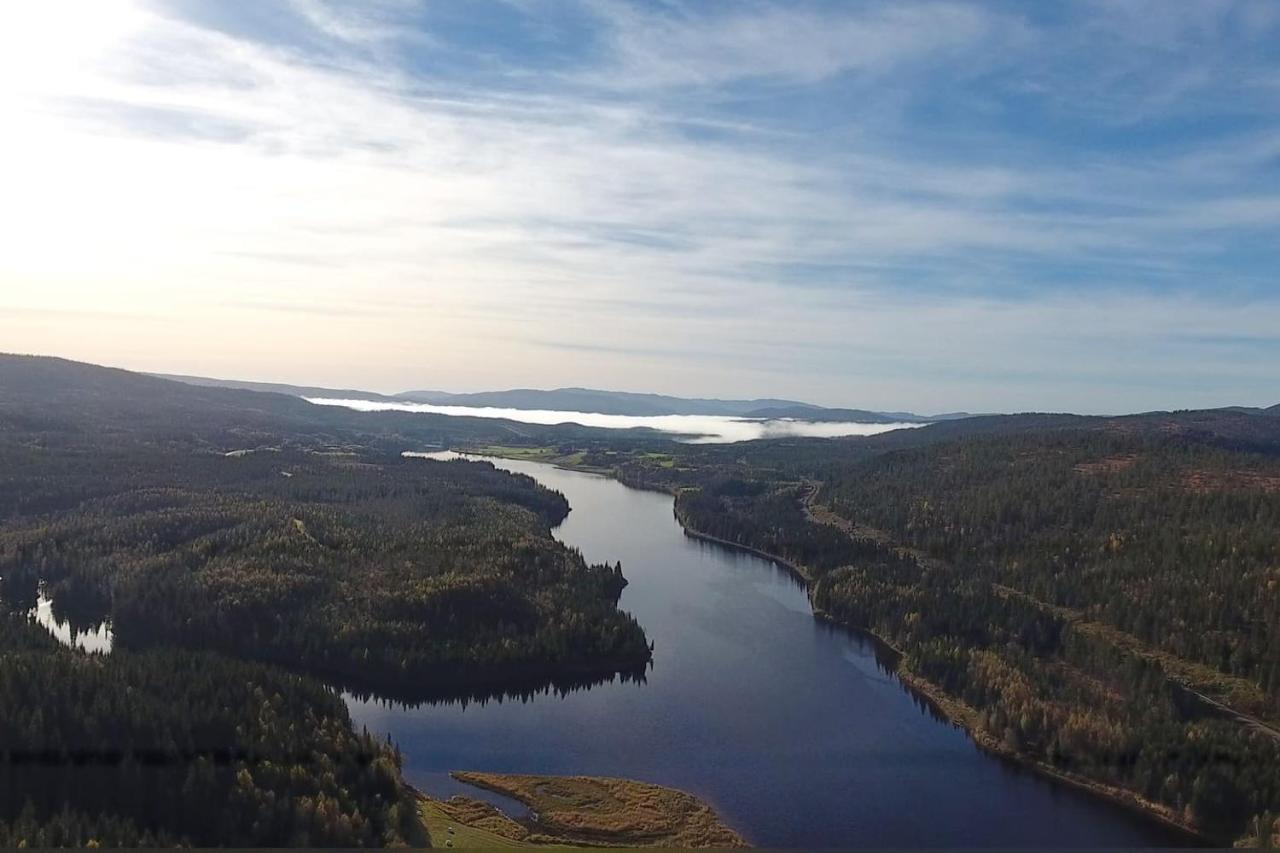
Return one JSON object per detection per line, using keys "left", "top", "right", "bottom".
{"left": 0, "top": 572, "right": 113, "bottom": 650}
{"left": 811, "top": 616, "right": 954, "bottom": 727}
{"left": 341, "top": 660, "right": 650, "bottom": 709}
{"left": 44, "top": 578, "right": 112, "bottom": 634}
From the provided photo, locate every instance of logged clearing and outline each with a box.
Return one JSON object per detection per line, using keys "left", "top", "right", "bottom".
{"left": 1072, "top": 454, "right": 1139, "bottom": 474}
{"left": 448, "top": 772, "right": 748, "bottom": 848}
{"left": 1182, "top": 468, "right": 1280, "bottom": 493}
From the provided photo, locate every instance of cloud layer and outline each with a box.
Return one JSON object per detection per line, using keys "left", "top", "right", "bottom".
{"left": 1, "top": 0, "right": 1278, "bottom": 413}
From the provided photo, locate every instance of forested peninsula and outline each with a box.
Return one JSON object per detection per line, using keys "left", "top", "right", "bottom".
{"left": 0, "top": 355, "right": 651, "bottom": 845}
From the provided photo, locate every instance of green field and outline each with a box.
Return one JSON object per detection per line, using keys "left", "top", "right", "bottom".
{"left": 473, "top": 445, "right": 596, "bottom": 469}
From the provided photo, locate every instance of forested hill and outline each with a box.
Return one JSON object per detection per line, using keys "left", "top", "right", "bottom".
{"left": 392, "top": 387, "right": 816, "bottom": 416}
{"left": 817, "top": 427, "right": 1280, "bottom": 842}
{"left": 0, "top": 354, "right": 654, "bottom": 451}
{"left": 0, "top": 355, "right": 653, "bottom": 844}
{"left": 157, "top": 370, "right": 945, "bottom": 421}
{"left": 0, "top": 354, "right": 652, "bottom": 695}
{"left": 860, "top": 407, "right": 1280, "bottom": 453}
{"left": 156, "top": 372, "right": 820, "bottom": 417}
{"left": 740, "top": 405, "right": 927, "bottom": 423}
{"left": 537, "top": 404, "right": 1280, "bottom": 845}
{"left": 1, "top": 354, "right": 478, "bottom": 449}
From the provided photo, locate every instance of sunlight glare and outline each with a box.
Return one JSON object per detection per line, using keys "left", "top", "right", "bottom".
{"left": 0, "top": 0, "right": 145, "bottom": 94}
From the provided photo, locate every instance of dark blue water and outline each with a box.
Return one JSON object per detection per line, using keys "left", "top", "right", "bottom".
{"left": 347, "top": 456, "right": 1195, "bottom": 847}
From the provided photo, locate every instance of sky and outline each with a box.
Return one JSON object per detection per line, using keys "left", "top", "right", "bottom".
{"left": 1, "top": 0, "right": 1278, "bottom": 414}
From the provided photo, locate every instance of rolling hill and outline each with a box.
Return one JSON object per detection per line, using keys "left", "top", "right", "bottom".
{"left": 2, "top": 355, "right": 652, "bottom": 451}
{"left": 158, "top": 373, "right": 943, "bottom": 421}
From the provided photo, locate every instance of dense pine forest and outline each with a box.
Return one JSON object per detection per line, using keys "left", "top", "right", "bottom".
{"left": 0, "top": 355, "right": 651, "bottom": 845}
{"left": 829, "top": 431, "right": 1280, "bottom": 703}
{"left": 0, "top": 611, "right": 420, "bottom": 846}
{"left": 562, "top": 416, "right": 1280, "bottom": 846}
{"left": 0, "top": 447, "right": 647, "bottom": 696}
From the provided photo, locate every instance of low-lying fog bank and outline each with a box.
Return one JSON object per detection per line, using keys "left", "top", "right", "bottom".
{"left": 306, "top": 397, "right": 924, "bottom": 443}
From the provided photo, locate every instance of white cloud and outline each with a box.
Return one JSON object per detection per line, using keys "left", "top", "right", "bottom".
{"left": 0, "top": 0, "right": 1277, "bottom": 413}
{"left": 585, "top": 1, "right": 1000, "bottom": 88}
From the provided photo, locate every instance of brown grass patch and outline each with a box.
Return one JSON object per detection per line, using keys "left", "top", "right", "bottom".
{"left": 1182, "top": 469, "right": 1280, "bottom": 493}
{"left": 435, "top": 795, "right": 530, "bottom": 841}
{"left": 452, "top": 772, "right": 748, "bottom": 848}
{"left": 1073, "top": 455, "right": 1139, "bottom": 475}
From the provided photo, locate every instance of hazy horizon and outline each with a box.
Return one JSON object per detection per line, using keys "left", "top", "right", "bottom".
{"left": 12, "top": 350, "right": 1279, "bottom": 418}
{"left": 3, "top": 1, "right": 1279, "bottom": 413}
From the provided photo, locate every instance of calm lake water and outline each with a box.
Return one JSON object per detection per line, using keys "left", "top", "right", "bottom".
{"left": 348, "top": 456, "right": 1195, "bottom": 848}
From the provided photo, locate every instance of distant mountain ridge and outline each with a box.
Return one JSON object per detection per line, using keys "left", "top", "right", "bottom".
{"left": 741, "top": 405, "right": 926, "bottom": 424}
{"left": 392, "top": 387, "right": 821, "bottom": 417}
{"left": 159, "top": 375, "right": 942, "bottom": 421}
{"left": 5, "top": 357, "right": 667, "bottom": 448}
{"left": 5, "top": 357, "right": 1279, "bottom": 453}
{"left": 155, "top": 373, "right": 402, "bottom": 402}
{"left": 152, "top": 373, "right": 1280, "bottom": 426}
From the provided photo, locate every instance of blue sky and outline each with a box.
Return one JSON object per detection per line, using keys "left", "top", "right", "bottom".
{"left": 1, "top": 0, "right": 1278, "bottom": 413}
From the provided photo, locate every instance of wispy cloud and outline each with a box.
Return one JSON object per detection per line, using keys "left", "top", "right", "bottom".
{"left": 0, "top": 0, "right": 1277, "bottom": 411}
{"left": 581, "top": 1, "right": 1003, "bottom": 89}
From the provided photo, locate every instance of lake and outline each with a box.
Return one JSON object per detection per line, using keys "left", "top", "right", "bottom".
{"left": 347, "top": 455, "right": 1196, "bottom": 847}
{"left": 32, "top": 593, "right": 113, "bottom": 654}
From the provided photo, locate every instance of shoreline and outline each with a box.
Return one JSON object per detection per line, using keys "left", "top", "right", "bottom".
{"left": 674, "top": 508, "right": 1211, "bottom": 846}
{"left": 469, "top": 448, "right": 1212, "bottom": 846}
{"left": 670, "top": 496, "right": 1210, "bottom": 846}
{"left": 408, "top": 772, "right": 750, "bottom": 848}
{"left": 672, "top": 504, "right": 816, "bottom": 585}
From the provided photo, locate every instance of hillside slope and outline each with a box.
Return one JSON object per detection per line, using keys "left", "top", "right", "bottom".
{"left": 1, "top": 355, "right": 647, "bottom": 451}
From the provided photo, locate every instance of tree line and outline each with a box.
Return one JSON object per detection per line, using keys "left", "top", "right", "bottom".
{"left": 0, "top": 447, "right": 650, "bottom": 700}
{"left": 623, "top": 428, "right": 1280, "bottom": 845}
{"left": 0, "top": 613, "right": 419, "bottom": 846}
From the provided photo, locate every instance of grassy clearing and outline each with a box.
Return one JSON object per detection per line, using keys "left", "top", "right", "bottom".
{"left": 451, "top": 772, "right": 748, "bottom": 848}
{"left": 639, "top": 452, "right": 676, "bottom": 468}
{"left": 474, "top": 445, "right": 562, "bottom": 461}
{"left": 420, "top": 798, "right": 532, "bottom": 849}
{"left": 472, "top": 445, "right": 612, "bottom": 474}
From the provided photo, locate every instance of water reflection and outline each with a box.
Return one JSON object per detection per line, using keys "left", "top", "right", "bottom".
{"left": 339, "top": 663, "right": 648, "bottom": 710}
{"left": 1, "top": 571, "right": 115, "bottom": 653}
{"left": 350, "top": 454, "right": 1197, "bottom": 848}
{"left": 32, "top": 593, "right": 114, "bottom": 653}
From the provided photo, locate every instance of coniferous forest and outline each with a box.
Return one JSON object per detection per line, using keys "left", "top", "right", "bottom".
{"left": 0, "top": 355, "right": 650, "bottom": 845}
{"left": 5, "top": 354, "right": 1280, "bottom": 846}
{"left": 0, "top": 446, "right": 646, "bottom": 695}
{"left": 0, "top": 612, "right": 419, "bottom": 846}
{"left": 601, "top": 418, "right": 1280, "bottom": 845}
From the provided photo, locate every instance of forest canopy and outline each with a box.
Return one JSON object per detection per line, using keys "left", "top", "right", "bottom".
{"left": 563, "top": 417, "right": 1280, "bottom": 846}
{"left": 0, "top": 355, "right": 651, "bottom": 845}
